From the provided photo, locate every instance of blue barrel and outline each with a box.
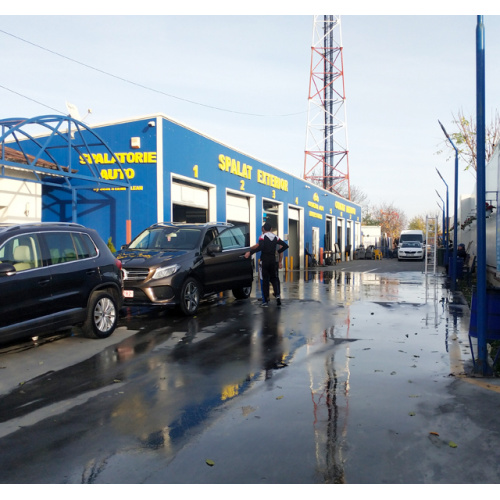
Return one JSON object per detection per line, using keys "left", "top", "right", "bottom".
{"left": 469, "top": 289, "right": 500, "bottom": 340}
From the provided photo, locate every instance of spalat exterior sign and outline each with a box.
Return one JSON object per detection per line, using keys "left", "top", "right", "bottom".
{"left": 218, "top": 153, "right": 289, "bottom": 193}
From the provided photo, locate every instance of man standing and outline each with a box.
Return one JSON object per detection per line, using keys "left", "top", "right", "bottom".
{"left": 245, "top": 222, "right": 288, "bottom": 307}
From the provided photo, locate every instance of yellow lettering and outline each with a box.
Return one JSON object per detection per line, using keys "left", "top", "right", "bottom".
{"left": 231, "top": 159, "right": 237, "bottom": 174}
{"left": 100, "top": 168, "right": 136, "bottom": 180}
{"left": 219, "top": 154, "right": 225, "bottom": 171}
{"left": 80, "top": 153, "right": 91, "bottom": 165}
{"left": 93, "top": 153, "right": 104, "bottom": 165}
{"left": 309, "top": 211, "right": 323, "bottom": 220}
{"left": 217, "top": 154, "right": 253, "bottom": 180}
{"left": 80, "top": 152, "right": 157, "bottom": 165}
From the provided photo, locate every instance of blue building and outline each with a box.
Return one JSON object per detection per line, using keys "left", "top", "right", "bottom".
{"left": 2, "top": 113, "right": 361, "bottom": 269}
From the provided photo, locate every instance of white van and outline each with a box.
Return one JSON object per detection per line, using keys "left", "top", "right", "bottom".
{"left": 398, "top": 230, "right": 425, "bottom": 246}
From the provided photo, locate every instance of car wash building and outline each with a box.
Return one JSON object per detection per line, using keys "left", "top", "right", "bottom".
{"left": 0, "top": 113, "right": 361, "bottom": 269}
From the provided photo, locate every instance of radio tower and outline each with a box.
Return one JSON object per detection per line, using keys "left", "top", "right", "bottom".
{"left": 304, "top": 15, "right": 351, "bottom": 200}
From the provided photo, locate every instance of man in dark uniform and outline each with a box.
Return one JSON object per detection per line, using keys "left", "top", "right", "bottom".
{"left": 245, "top": 222, "right": 288, "bottom": 307}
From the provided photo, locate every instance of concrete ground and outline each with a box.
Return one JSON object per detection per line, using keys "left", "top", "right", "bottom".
{"left": 0, "top": 258, "right": 499, "bottom": 484}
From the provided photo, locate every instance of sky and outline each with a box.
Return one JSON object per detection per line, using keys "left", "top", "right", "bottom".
{"left": 1, "top": 3, "right": 500, "bottom": 223}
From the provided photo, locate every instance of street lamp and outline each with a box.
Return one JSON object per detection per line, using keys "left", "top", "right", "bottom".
{"left": 435, "top": 168, "right": 450, "bottom": 269}
{"left": 438, "top": 120, "right": 459, "bottom": 292}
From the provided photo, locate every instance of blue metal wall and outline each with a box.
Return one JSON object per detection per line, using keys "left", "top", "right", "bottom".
{"left": 41, "top": 115, "right": 361, "bottom": 256}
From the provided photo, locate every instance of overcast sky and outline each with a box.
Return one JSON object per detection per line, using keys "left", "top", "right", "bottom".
{"left": 1, "top": 4, "right": 499, "bottom": 222}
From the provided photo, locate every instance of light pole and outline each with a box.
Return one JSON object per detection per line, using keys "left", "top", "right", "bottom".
{"left": 438, "top": 121, "right": 459, "bottom": 292}
{"left": 436, "top": 168, "right": 450, "bottom": 271}
{"left": 475, "top": 15, "right": 488, "bottom": 374}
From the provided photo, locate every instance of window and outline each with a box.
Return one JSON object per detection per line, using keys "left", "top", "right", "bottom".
{"left": 0, "top": 233, "right": 43, "bottom": 271}
{"left": 73, "top": 233, "right": 98, "bottom": 258}
{"left": 44, "top": 232, "right": 78, "bottom": 264}
{"left": 215, "top": 227, "right": 247, "bottom": 251}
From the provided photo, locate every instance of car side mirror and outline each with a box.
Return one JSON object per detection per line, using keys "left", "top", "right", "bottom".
{"left": 0, "top": 263, "right": 17, "bottom": 277}
{"left": 206, "top": 243, "right": 222, "bottom": 255}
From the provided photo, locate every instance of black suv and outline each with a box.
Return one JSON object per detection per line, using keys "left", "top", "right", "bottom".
{"left": 117, "top": 222, "right": 254, "bottom": 315}
{"left": 0, "top": 223, "right": 123, "bottom": 344}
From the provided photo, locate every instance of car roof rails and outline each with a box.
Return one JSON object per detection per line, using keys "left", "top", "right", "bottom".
{"left": 0, "top": 222, "right": 84, "bottom": 232}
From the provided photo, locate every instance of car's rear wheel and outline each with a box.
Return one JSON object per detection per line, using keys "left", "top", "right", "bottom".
{"left": 232, "top": 285, "right": 252, "bottom": 300}
{"left": 82, "top": 290, "right": 118, "bottom": 339}
{"left": 179, "top": 277, "right": 201, "bottom": 315}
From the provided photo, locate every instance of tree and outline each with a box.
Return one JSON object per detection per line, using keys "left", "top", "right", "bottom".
{"left": 408, "top": 216, "right": 425, "bottom": 231}
{"left": 361, "top": 207, "right": 380, "bottom": 226}
{"left": 336, "top": 183, "right": 367, "bottom": 206}
{"left": 409, "top": 215, "right": 441, "bottom": 237}
{"left": 437, "top": 109, "right": 500, "bottom": 171}
{"left": 376, "top": 203, "right": 406, "bottom": 239}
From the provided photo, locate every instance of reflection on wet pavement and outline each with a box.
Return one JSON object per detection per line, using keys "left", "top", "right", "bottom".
{"left": 0, "top": 268, "right": 480, "bottom": 484}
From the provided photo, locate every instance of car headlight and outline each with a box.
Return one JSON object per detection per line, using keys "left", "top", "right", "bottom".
{"left": 152, "top": 264, "right": 180, "bottom": 280}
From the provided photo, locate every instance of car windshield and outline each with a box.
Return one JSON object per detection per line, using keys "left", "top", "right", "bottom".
{"left": 402, "top": 242, "right": 421, "bottom": 248}
{"left": 128, "top": 227, "right": 202, "bottom": 250}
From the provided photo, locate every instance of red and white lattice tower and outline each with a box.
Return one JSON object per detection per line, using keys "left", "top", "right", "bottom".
{"left": 304, "top": 15, "right": 351, "bottom": 200}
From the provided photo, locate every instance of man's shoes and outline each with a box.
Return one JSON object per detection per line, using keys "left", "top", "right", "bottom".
{"left": 276, "top": 298, "right": 281, "bottom": 306}
{"left": 261, "top": 302, "right": 268, "bottom": 307}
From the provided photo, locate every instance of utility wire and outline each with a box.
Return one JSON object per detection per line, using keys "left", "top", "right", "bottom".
{"left": 0, "top": 83, "right": 64, "bottom": 114}
{"left": 0, "top": 29, "right": 306, "bottom": 118}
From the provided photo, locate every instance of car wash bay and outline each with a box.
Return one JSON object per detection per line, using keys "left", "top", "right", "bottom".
{"left": 1, "top": 260, "right": 500, "bottom": 484}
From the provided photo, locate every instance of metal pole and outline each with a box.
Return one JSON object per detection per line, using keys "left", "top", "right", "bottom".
{"left": 438, "top": 122, "right": 459, "bottom": 291}
{"left": 72, "top": 188, "right": 77, "bottom": 223}
{"left": 476, "top": 15, "right": 489, "bottom": 374}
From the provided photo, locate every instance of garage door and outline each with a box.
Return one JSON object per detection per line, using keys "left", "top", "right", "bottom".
{"left": 227, "top": 193, "right": 250, "bottom": 223}
{"left": 172, "top": 181, "right": 208, "bottom": 209}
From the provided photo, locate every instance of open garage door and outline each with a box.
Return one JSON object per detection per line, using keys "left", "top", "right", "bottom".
{"left": 171, "top": 179, "right": 209, "bottom": 223}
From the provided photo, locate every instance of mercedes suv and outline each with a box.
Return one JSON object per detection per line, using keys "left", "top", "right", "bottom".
{"left": 0, "top": 223, "right": 123, "bottom": 344}
{"left": 117, "top": 222, "right": 254, "bottom": 315}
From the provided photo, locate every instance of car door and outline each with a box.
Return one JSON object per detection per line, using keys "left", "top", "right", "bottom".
{"left": 202, "top": 226, "right": 252, "bottom": 293}
{"left": 43, "top": 231, "right": 101, "bottom": 319}
{"left": 0, "top": 232, "right": 53, "bottom": 340}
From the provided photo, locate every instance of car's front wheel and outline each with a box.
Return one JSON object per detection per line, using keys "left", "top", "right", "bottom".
{"left": 179, "top": 277, "right": 201, "bottom": 315}
{"left": 82, "top": 290, "right": 118, "bottom": 339}
{"left": 232, "top": 285, "right": 252, "bottom": 300}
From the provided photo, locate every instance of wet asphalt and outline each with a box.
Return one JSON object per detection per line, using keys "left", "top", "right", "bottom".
{"left": 1, "top": 258, "right": 500, "bottom": 484}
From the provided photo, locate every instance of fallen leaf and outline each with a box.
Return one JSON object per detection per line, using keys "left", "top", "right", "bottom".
{"left": 206, "top": 459, "right": 215, "bottom": 467}
{"left": 408, "top": 412, "right": 416, "bottom": 416}
{"left": 429, "top": 432, "right": 439, "bottom": 436}
{"left": 448, "top": 441, "right": 458, "bottom": 448}
{"left": 276, "top": 395, "right": 284, "bottom": 400}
